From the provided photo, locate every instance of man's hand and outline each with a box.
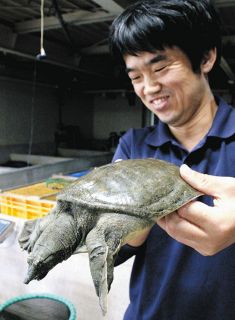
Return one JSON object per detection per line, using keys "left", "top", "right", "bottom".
{"left": 157, "top": 164, "right": 235, "bottom": 256}
{"left": 125, "top": 228, "right": 151, "bottom": 247}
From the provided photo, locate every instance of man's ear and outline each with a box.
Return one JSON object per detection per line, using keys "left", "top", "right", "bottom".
{"left": 201, "top": 48, "right": 217, "bottom": 73}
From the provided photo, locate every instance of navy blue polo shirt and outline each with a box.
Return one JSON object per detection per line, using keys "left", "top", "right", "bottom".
{"left": 113, "top": 97, "right": 235, "bottom": 320}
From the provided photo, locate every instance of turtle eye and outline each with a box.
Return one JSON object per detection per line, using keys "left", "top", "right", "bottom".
{"left": 57, "top": 200, "right": 74, "bottom": 216}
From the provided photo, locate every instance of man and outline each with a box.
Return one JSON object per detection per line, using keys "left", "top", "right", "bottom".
{"left": 109, "top": 0, "right": 235, "bottom": 319}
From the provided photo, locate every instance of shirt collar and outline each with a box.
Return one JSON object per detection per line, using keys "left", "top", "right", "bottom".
{"left": 145, "top": 121, "right": 173, "bottom": 147}
{"left": 207, "top": 96, "right": 235, "bottom": 138}
{"left": 145, "top": 96, "right": 235, "bottom": 147}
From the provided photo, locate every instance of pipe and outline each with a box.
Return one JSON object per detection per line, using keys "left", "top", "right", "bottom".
{"left": 0, "top": 46, "right": 109, "bottom": 78}
{"left": 52, "top": 0, "right": 76, "bottom": 53}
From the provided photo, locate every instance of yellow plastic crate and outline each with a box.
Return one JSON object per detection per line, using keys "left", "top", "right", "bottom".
{"left": 0, "top": 194, "right": 55, "bottom": 219}
{"left": 0, "top": 176, "right": 77, "bottom": 219}
{"left": 3, "top": 182, "right": 60, "bottom": 198}
{"left": 0, "top": 182, "right": 58, "bottom": 219}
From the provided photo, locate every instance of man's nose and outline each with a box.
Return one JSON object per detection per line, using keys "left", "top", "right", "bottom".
{"left": 143, "top": 76, "right": 161, "bottom": 95}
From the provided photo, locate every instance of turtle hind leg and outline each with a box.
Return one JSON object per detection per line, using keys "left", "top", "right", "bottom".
{"left": 85, "top": 213, "right": 153, "bottom": 315}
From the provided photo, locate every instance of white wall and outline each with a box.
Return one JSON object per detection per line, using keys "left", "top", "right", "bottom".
{"left": 93, "top": 94, "right": 143, "bottom": 140}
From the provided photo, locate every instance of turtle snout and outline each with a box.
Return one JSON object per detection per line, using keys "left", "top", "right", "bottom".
{"left": 24, "top": 256, "right": 43, "bottom": 283}
{"left": 24, "top": 263, "right": 39, "bottom": 284}
{"left": 25, "top": 252, "right": 56, "bottom": 283}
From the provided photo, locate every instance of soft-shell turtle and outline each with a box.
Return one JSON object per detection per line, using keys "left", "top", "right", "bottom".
{"left": 19, "top": 158, "right": 201, "bottom": 315}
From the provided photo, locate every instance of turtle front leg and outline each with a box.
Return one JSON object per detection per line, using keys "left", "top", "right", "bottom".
{"left": 85, "top": 213, "right": 153, "bottom": 315}
{"left": 18, "top": 208, "right": 56, "bottom": 252}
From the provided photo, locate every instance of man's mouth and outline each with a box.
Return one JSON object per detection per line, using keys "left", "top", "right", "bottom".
{"left": 150, "top": 96, "right": 169, "bottom": 110}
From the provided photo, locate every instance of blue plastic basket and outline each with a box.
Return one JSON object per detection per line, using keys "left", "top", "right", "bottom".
{"left": 68, "top": 170, "right": 90, "bottom": 178}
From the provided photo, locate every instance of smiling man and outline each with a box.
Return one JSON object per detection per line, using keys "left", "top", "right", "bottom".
{"left": 124, "top": 47, "right": 217, "bottom": 150}
{"left": 109, "top": 1, "right": 235, "bottom": 320}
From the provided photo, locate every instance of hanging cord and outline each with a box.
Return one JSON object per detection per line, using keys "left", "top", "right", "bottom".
{"left": 28, "top": 0, "right": 46, "bottom": 163}
{"left": 37, "top": 0, "right": 46, "bottom": 59}
{"left": 27, "top": 60, "right": 37, "bottom": 164}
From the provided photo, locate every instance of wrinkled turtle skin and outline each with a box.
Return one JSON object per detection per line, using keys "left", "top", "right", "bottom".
{"left": 19, "top": 158, "right": 201, "bottom": 315}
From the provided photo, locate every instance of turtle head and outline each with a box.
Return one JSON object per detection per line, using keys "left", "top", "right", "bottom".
{"left": 24, "top": 200, "right": 84, "bottom": 283}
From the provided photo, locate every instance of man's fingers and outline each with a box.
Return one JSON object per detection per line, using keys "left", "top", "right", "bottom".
{"left": 177, "top": 201, "right": 214, "bottom": 228}
{"left": 180, "top": 164, "right": 220, "bottom": 196}
{"left": 157, "top": 212, "right": 206, "bottom": 245}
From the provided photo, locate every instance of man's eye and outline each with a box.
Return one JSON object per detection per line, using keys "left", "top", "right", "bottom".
{"left": 131, "top": 76, "right": 140, "bottom": 81}
{"left": 154, "top": 66, "right": 167, "bottom": 72}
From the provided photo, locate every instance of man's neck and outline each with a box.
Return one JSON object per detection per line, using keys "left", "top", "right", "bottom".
{"left": 169, "top": 98, "right": 218, "bottom": 152}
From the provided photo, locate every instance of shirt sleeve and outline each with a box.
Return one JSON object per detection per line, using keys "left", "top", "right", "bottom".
{"left": 112, "top": 129, "right": 133, "bottom": 162}
{"left": 114, "top": 242, "right": 146, "bottom": 266}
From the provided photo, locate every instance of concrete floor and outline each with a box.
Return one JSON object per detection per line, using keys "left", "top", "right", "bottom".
{"left": 0, "top": 214, "right": 134, "bottom": 320}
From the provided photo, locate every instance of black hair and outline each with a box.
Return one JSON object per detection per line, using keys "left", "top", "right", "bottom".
{"left": 109, "top": 0, "right": 221, "bottom": 73}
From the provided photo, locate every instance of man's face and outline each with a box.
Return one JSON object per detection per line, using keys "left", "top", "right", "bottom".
{"left": 124, "top": 47, "right": 211, "bottom": 128}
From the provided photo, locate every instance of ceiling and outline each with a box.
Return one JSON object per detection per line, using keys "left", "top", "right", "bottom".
{"left": 0, "top": 0, "right": 235, "bottom": 92}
